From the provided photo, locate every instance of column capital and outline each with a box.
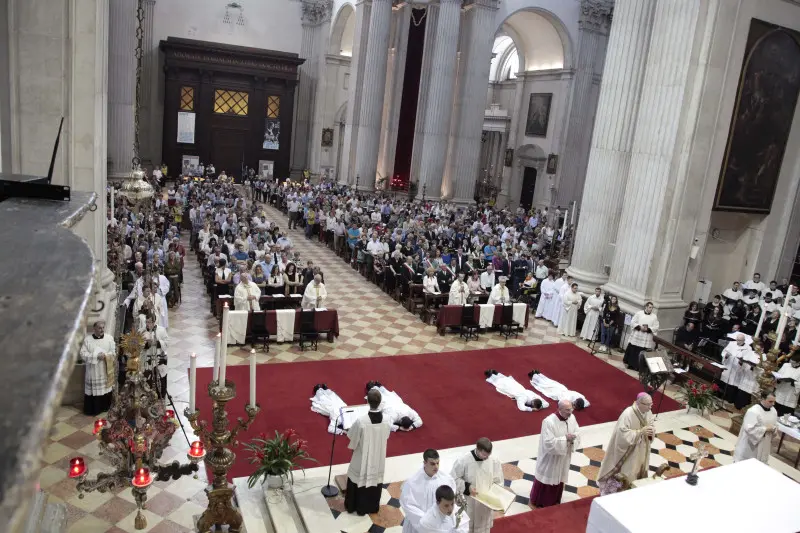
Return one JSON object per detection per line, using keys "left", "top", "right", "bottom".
{"left": 462, "top": 0, "right": 500, "bottom": 10}
{"left": 579, "top": 0, "right": 613, "bottom": 33}
{"left": 144, "top": 0, "right": 155, "bottom": 5}
{"left": 301, "top": 0, "right": 333, "bottom": 25}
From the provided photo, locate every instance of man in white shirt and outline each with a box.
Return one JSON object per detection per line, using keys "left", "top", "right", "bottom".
{"left": 479, "top": 265, "right": 496, "bottom": 291}
{"left": 534, "top": 260, "right": 549, "bottom": 281}
{"left": 401, "top": 449, "right": 458, "bottom": 533}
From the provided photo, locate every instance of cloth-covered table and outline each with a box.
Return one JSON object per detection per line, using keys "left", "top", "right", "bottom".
{"left": 221, "top": 309, "right": 340, "bottom": 344}
{"left": 776, "top": 422, "right": 800, "bottom": 468}
{"left": 436, "top": 303, "right": 530, "bottom": 335}
{"left": 586, "top": 459, "right": 800, "bottom": 533}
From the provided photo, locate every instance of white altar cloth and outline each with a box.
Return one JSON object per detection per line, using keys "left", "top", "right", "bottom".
{"left": 586, "top": 459, "right": 800, "bottom": 533}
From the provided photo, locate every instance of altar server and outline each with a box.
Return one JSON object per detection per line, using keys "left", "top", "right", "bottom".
{"left": 484, "top": 370, "right": 548, "bottom": 411}
{"left": 557, "top": 283, "right": 582, "bottom": 337}
{"left": 310, "top": 384, "right": 347, "bottom": 435}
{"left": 732, "top": 340, "right": 764, "bottom": 410}
{"left": 486, "top": 276, "right": 511, "bottom": 305}
{"left": 301, "top": 274, "right": 327, "bottom": 309}
{"left": 535, "top": 272, "right": 555, "bottom": 319}
{"left": 528, "top": 370, "right": 590, "bottom": 409}
{"left": 80, "top": 321, "right": 116, "bottom": 415}
{"left": 530, "top": 399, "right": 581, "bottom": 507}
{"left": 623, "top": 302, "right": 659, "bottom": 370}
{"left": 401, "top": 449, "right": 457, "bottom": 533}
{"left": 734, "top": 391, "right": 778, "bottom": 464}
{"left": 368, "top": 382, "right": 424, "bottom": 432}
{"left": 345, "top": 389, "right": 391, "bottom": 515}
{"left": 551, "top": 274, "right": 571, "bottom": 327}
{"left": 743, "top": 273, "right": 765, "bottom": 297}
{"left": 597, "top": 393, "right": 655, "bottom": 494}
{"left": 451, "top": 438, "right": 503, "bottom": 533}
{"left": 580, "top": 288, "right": 604, "bottom": 341}
{"left": 418, "top": 485, "right": 469, "bottom": 533}
{"left": 233, "top": 273, "right": 261, "bottom": 311}
{"left": 720, "top": 334, "right": 754, "bottom": 407}
{"left": 448, "top": 272, "right": 469, "bottom": 306}
{"left": 775, "top": 354, "right": 800, "bottom": 416}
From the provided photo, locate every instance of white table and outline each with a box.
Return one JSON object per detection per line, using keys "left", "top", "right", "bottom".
{"left": 586, "top": 459, "right": 800, "bottom": 533}
{"left": 776, "top": 422, "right": 800, "bottom": 469}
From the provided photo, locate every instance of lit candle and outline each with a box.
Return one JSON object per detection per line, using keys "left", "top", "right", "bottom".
{"left": 560, "top": 210, "right": 568, "bottom": 239}
{"left": 93, "top": 419, "right": 107, "bottom": 435}
{"left": 189, "top": 353, "right": 197, "bottom": 413}
{"left": 189, "top": 440, "right": 205, "bottom": 458}
{"left": 249, "top": 349, "right": 257, "bottom": 407}
{"left": 68, "top": 457, "right": 86, "bottom": 478}
{"left": 219, "top": 303, "right": 230, "bottom": 387}
{"left": 213, "top": 332, "right": 221, "bottom": 382}
{"left": 132, "top": 467, "right": 152, "bottom": 488}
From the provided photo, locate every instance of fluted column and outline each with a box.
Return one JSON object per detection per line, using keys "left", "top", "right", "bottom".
{"left": 416, "top": 0, "right": 461, "bottom": 200}
{"left": 444, "top": 0, "right": 499, "bottom": 202}
{"left": 498, "top": 76, "right": 525, "bottom": 208}
{"left": 409, "top": 4, "right": 440, "bottom": 183}
{"left": 141, "top": 0, "right": 158, "bottom": 166}
{"left": 301, "top": 0, "right": 333, "bottom": 175}
{"left": 554, "top": 0, "right": 612, "bottom": 206}
{"left": 604, "top": 0, "right": 707, "bottom": 323}
{"left": 309, "top": 6, "right": 334, "bottom": 173}
{"left": 340, "top": 0, "right": 372, "bottom": 184}
{"left": 107, "top": 0, "right": 136, "bottom": 177}
{"left": 352, "top": 0, "right": 392, "bottom": 189}
{"left": 567, "top": 0, "right": 657, "bottom": 289}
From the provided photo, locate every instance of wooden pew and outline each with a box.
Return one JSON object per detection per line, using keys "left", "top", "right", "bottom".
{"left": 654, "top": 336, "right": 723, "bottom": 386}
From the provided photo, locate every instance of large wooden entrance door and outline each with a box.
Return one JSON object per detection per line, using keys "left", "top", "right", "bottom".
{"left": 520, "top": 167, "right": 537, "bottom": 210}
{"left": 211, "top": 129, "right": 246, "bottom": 179}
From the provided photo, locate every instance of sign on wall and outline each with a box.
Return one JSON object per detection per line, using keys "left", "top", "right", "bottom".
{"left": 263, "top": 118, "right": 280, "bottom": 150}
{"left": 177, "top": 112, "right": 196, "bottom": 144}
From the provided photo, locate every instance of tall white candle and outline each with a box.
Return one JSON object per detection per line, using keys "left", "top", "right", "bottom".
{"left": 249, "top": 349, "right": 257, "bottom": 407}
{"left": 560, "top": 210, "right": 568, "bottom": 240}
{"left": 189, "top": 353, "right": 197, "bottom": 413}
{"left": 219, "top": 303, "right": 230, "bottom": 387}
{"left": 754, "top": 305, "right": 767, "bottom": 339}
{"left": 213, "top": 333, "right": 221, "bottom": 382}
{"left": 775, "top": 285, "right": 794, "bottom": 346}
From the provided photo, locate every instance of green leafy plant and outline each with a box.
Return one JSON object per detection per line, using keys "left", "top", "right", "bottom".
{"left": 678, "top": 379, "right": 720, "bottom": 413}
{"left": 244, "top": 429, "right": 317, "bottom": 488}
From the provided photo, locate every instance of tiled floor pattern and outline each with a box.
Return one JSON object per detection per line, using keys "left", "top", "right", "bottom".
{"left": 39, "top": 194, "right": 800, "bottom": 532}
{"left": 324, "top": 425, "right": 730, "bottom": 533}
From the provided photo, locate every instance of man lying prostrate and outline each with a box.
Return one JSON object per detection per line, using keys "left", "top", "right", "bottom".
{"left": 484, "top": 370, "right": 549, "bottom": 412}
{"left": 310, "top": 384, "right": 348, "bottom": 435}
{"left": 528, "top": 370, "right": 590, "bottom": 410}
{"left": 366, "top": 380, "right": 424, "bottom": 432}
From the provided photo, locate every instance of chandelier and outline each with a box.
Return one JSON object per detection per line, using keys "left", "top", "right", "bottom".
{"left": 223, "top": 2, "right": 246, "bottom": 27}
{"left": 68, "top": 332, "right": 205, "bottom": 529}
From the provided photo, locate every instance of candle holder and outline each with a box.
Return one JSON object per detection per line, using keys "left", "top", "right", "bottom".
{"left": 185, "top": 379, "right": 260, "bottom": 533}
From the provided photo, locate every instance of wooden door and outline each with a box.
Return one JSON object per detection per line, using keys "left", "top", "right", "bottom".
{"left": 211, "top": 129, "right": 245, "bottom": 180}
{"left": 519, "top": 166, "right": 537, "bottom": 210}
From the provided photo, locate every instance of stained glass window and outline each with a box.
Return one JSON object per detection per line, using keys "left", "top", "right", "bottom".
{"left": 214, "top": 89, "right": 249, "bottom": 116}
{"left": 180, "top": 87, "right": 194, "bottom": 111}
{"left": 267, "top": 96, "right": 280, "bottom": 118}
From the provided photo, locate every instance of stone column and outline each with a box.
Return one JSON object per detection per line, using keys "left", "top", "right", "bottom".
{"left": 107, "top": 0, "right": 136, "bottom": 178}
{"left": 604, "top": 0, "right": 708, "bottom": 325}
{"left": 377, "top": 5, "right": 411, "bottom": 184}
{"left": 554, "top": 0, "right": 612, "bottom": 207}
{"left": 567, "top": 0, "right": 657, "bottom": 289}
{"left": 141, "top": 0, "right": 158, "bottom": 166}
{"left": 409, "top": 4, "right": 440, "bottom": 184}
{"left": 339, "top": 0, "right": 372, "bottom": 184}
{"left": 498, "top": 76, "right": 525, "bottom": 208}
{"left": 352, "top": 0, "right": 392, "bottom": 189}
{"left": 416, "top": 0, "right": 461, "bottom": 200}
{"left": 444, "top": 0, "right": 499, "bottom": 202}
{"left": 305, "top": 1, "right": 334, "bottom": 174}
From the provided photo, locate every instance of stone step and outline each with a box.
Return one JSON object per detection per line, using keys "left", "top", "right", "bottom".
{"left": 23, "top": 491, "right": 66, "bottom": 533}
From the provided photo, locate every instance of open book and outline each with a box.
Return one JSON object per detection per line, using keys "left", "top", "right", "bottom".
{"left": 470, "top": 484, "right": 515, "bottom": 513}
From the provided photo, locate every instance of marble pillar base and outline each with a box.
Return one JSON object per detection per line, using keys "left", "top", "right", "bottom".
{"left": 567, "top": 265, "right": 610, "bottom": 293}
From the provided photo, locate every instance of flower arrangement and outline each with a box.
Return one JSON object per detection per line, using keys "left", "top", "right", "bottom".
{"left": 678, "top": 379, "right": 720, "bottom": 414}
{"left": 244, "top": 429, "right": 317, "bottom": 488}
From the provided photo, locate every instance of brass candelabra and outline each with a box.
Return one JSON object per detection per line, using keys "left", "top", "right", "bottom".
{"left": 185, "top": 380, "right": 260, "bottom": 533}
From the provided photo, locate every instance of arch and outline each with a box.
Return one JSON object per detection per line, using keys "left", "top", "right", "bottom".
{"left": 490, "top": 34, "right": 520, "bottom": 82}
{"left": 495, "top": 7, "right": 573, "bottom": 71}
{"left": 333, "top": 100, "right": 348, "bottom": 125}
{"left": 328, "top": 3, "right": 355, "bottom": 56}
{"left": 517, "top": 143, "right": 547, "bottom": 161}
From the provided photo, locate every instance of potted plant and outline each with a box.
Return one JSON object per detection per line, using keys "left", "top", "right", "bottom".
{"left": 244, "top": 429, "right": 317, "bottom": 489}
{"left": 678, "top": 379, "right": 719, "bottom": 416}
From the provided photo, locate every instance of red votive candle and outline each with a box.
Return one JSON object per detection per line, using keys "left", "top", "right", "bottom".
{"left": 132, "top": 467, "right": 152, "bottom": 488}
{"left": 189, "top": 441, "right": 205, "bottom": 458}
{"left": 68, "top": 457, "right": 86, "bottom": 478}
{"left": 93, "top": 419, "right": 107, "bottom": 435}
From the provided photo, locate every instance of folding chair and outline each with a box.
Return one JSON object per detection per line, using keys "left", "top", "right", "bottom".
{"left": 298, "top": 309, "right": 319, "bottom": 351}
{"left": 460, "top": 305, "right": 479, "bottom": 341}
{"left": 499, "top": 304, "right": 520, "bottom": 339}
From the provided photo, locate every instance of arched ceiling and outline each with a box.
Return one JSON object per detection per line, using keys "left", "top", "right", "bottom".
{"left": 502, "top": 10, "right": 565, "bottom": 71}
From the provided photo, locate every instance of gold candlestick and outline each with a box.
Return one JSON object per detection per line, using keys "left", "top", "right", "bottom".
{"left": 186, "top": 380, "right": 260, "bottom": 533}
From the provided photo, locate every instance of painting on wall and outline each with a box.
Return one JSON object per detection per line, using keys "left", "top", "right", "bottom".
{"left": 714, "top": 19, "right": 800, "bottom": 214}
{"left": 525, "top": 93, "right": 552, "bottom": 137}
{"left": 263, "top": 118, "right": 280, "bottom": 150}
{"left": 321, "top": 128, "right": 334, "bottom": 147}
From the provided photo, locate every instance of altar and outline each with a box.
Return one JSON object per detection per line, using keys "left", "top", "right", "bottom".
{"left": 586, "top": 459, "right": 800, "bottom": 533}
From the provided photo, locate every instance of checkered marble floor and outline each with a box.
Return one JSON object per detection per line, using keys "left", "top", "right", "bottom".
{"left": 322, "top": 425, "right": 733, "bottom": 533}
{"left": 39, "top": 198, "right": 800, "bottom": 532}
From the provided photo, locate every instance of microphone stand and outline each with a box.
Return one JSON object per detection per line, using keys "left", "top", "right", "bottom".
{"left": 321, "top": 408, "right": 352, "bottom": 498}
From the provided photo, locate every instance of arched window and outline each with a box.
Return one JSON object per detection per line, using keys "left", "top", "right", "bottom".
{"left": 489, "top": 35, "right": 519, "bottom": 82}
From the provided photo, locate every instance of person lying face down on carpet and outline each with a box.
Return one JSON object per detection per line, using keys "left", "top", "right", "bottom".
{"left": 366, "top": 380, "right": 424, "bottom": 432}
{"left": 528, "top": 370, "right": 590, "bottom": 409}
{"left": 310, "top": 384, "right": 349, "bottom": 435}
{"left": 484, "top": 370, "right": 548, "bottom": 412}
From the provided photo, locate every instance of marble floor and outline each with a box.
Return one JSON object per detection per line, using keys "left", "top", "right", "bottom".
{"left": 39, "top": 200, "right": 800, "bottom": 532}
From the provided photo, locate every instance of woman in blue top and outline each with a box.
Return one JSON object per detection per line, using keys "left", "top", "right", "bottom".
{"left": 483, "top": 238, "right": 497, "bottom": 262}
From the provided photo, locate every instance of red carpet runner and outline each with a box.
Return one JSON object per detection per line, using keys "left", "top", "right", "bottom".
{"left": 194, "top": 344, "right": 680, "bottom": 480}
{"left": 493, "top": 496, "right": 596, "bottom": 533}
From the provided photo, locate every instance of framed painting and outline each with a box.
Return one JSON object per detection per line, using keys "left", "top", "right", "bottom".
{"left": 525, "top": 93, "right": 552, "bottom": 137}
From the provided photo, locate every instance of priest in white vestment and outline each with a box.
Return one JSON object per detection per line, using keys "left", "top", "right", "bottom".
{"left": 418, "top": 485, "right": 469, "bottom": 533}
{"left": 233, "top": 273, "right": 262, "bottom": 311}
{"left": 732, "top": 342, "right": 763, "bottom": 410}
{"left": 133, "top": 285, "right": 166, "bottom": 331}
{"left": 345, "top": 389, "right": 391, "bottom": 515}
{"left": 448, "top": 273, "right": 469, "bottom": 306}
{"left": 530, "top": 399, "right": 581, "bottom": 507}
{"left": 80, "top": 321, "right": 117, "bottom": 415}
{"left": 451, "top": 438, "right": 502, "bottom": 533}
{"left": 535, "top": 273, "right": 555, "bottom": 319}
{"left": 580, "top": 288, "right": 604, "bottom": 341}
{"left": 528, "top": 371, "right": 590, "bottom": 409}
{"left": 597, "top": 393, "right": 655, "bottom": 494}
{"left": 557, "top": 283, "right": 582, "bottom": 337}
{"left": 623, "top": 303, "right": 659, "bottom": 370}
{"left": 310, "top": 385, "right": 347, "bottom": 435}
{"left": 734, "top": 392, "right": 778, "bottom": 464}
{"left": 401, "top": 449, "right": 457, "bottom": 533}
{"left": 142, "top": 315, "right": 169, "bottom": 396}
{"left": 485, "top": 370, "right": 548, "bottom": 411}
{"left": 551, "top": 275, "right": 570, "bottom": 327}
{"left": 775, "top": 354, "right": 800, "bottom": 416}
{"left": 302, "top": 274, "right": 327, "bottom": 310}
{"left": 720, "top": 334, "right": 753, "bottom": 406}
{"left": 486, "top": 276, "right": 511, "bottom": 305}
